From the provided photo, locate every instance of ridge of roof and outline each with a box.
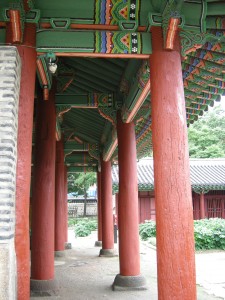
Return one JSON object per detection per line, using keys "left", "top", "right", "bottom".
{"left": 112, "top": 158, "right": 225, "bottom": 193}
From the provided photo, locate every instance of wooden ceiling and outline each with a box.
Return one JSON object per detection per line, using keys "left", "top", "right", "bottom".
{"left": 1, "top": 0, "right": 225, "bottom": 171}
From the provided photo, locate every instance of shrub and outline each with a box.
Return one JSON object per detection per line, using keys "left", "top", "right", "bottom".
{"left": 194, "top": 218, "right": 225, "bottom": 250}
{"left": 139, "top": 221, "right": 156, "bottom": 240}
{"left": 74, "top": 218, "right": 97, "bottom": 237}
{"left": 68, "top": 218, "right": 77, "bottom": 227}
{"left": 139, "top": 218, "right": 225, "bottom": 251}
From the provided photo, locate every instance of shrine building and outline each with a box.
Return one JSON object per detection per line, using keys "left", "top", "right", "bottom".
{"left": 112, "top": 158, "right": 225, "bottom": 222}
{"left": 0, "top": 0, "right": 225, "bottom": 299}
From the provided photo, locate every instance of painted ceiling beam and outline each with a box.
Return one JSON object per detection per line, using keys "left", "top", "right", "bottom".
{"left": 185, "top": 98, "right": 213, "bottom": 107}
{"left": 184, "top": 73, "right": 225, "bottom": 91}
{"left": 90, "top": 58, "right": 124, "bottom": 76}
{"left": 186, "top": 104, "right": 208, "bottom": 112}
{"left": 185, "top": 56, "right": 224, "bottom": 75}
{"left": 63, "top": 128, "right": 98, "bottom": 145}
{"left": 183, "top": 63, "right": 225, "bottom": 84}
{"left": 67, "top": 166, "right": 97, "bottom": 173}
{"left": 69, "top": 81, "right": 93, "bottom": 93}
{"left": 62, "top": 64, "right": 118, "bottom": 90}
{"left": 64, "top": 141, "right": 90, "bottom": 155}
{"left": 65, "top": 153, "right": 97, "bottom": 164}
{"left": 64, "top": 58, "right": 120, "bottom": 82}
{"left": 190, "top": 49, "right": 225, "bottom": 66}
{"left": 124, "top": 80, "right": 150, "bottom": 123}
{"left": 136, "top": 118, "right": 151, "bottom": 144}
{"left": 77, "top": 73, "right": 117, "bottom": 92}
{"left": 56, "top": 93, "right": 108, "bottom": 107}
{"left": 103, "top": 130, "right": 118, "bottom": 162}
{"left": 36, "top": 30, "right": 152, "bottom": 56}
{"left": 100, "top": 122, "right": 112, "bottom": 145}
{"left": 119, "top": 59, "right": 142, "bottom": 94}
{"left": 184, "top": 79, "right": 225, "bottom": 96}
{"left": 121, "top": 60, "right": 150, "bottom": 123}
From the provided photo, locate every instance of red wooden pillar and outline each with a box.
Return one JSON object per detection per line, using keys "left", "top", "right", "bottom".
{"left": 64, "top": 166, "right": 70, "bottom": 248}
{"left": 6, "top": 23, "right": 36, "bottom": 300}
{"left": 113, "top": 113, "right": 146, "bottom": 290}
{"left": 222, "top": 199, "right": 225, "bottom": 219}
{"left": 55, "top": 139, "right": 65, "bottom": 255}
{"left": 150, "top": 27, "right": 196, "bottom": 300}
{"left": 95, "top": 171, "right": 102, "bottom": 246}
{"left": 200, "top": 193, "right": 205, "bottom": 219}
{"left": 31, "top": 88, "right": 56, "bottom": 286}
{"left": 99, "top": 160, "right": 114, "bottom": 256}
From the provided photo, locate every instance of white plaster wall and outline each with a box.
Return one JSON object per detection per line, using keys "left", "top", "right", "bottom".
{"left": 0, "top": 46, "right": 21, "bottom": 300}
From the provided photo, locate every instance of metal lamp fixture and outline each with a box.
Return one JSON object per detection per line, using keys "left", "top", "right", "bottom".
{"left": 46, "top": 52, "right": 58, "bottom": 74}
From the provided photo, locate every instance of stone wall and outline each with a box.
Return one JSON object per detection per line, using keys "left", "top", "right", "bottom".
{"left": 68, "top": 202, "right": 97, "bottom": 217}
{"left": 0, "top": 46, "right": 21, "bottom": 300}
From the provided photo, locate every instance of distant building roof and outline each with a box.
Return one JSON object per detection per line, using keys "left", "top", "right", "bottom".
{"left": 112, "top": 158, "right": 225, "bottom": 193}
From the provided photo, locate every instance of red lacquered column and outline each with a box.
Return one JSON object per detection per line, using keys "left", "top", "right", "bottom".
{"left": 150, "top": 27, "right": 196, "bottom": 300}
{"left": 55, "top": 140, "right": 65, "bottom": 255}
{"left": 31, "top": 88, "right": 56, "bottom": 282}
{"left": 6, "top": 23, "right": 36, "bottom": 300}
{"left": 200, "top": 193, "right": 205, "bottom": 219}
{"left": 99, "top": 160, "right": 114, "bottom": 256}
{"left": 64, "top": 166, "right": 70, "bottom": 248}
{"left": 112, "top": 112, "right": 146, "bottom": 291}
{"left": 95, "top": 171, "right": 102, "bottom": 247}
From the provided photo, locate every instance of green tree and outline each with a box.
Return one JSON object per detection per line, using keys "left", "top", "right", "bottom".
{"left": 68, "top": 172, "right": 96, "bottom": 216}
{"left": 188, "top": 104, "right": 225, "bottom": 158}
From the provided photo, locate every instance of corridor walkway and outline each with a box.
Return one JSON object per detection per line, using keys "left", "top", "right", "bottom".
{"left": 31, "top": 230, "right": 223, "bottom": 299}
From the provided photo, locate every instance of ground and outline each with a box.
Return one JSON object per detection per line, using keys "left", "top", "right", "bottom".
{"left": 31, "top": 230, "right": 224, "bottom": 300}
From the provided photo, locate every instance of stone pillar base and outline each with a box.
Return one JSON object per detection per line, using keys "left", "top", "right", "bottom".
{"left": 30, "top": 279, "right": 59, "bottom": 297}
{"left": 65, "top": 242, "right": 72, "bottom": 249}
{"left": 112, "top": 274, "right": 147, "bottom": 291}
{"left": 54, "top": 250, "right": 65, "bottom": 257}
{"left": 95, "top": 241, "right": 102, "bottom": 247}
{"left": 99, "top": 248, "right": 115, "bottom": 257}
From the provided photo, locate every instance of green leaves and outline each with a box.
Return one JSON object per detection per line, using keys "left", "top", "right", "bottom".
{"left": 194, "top": 218, "right": 225, "bottom": 250}
{"left": 74, "top": 218, "right": 97, "bottom": 237}
{"left": 188, "top": 104, "right": 225, "bottom": 158}
{"left": 139, "top": 221, "right": 156, "bottom": 240}
{"left": 68, "top": 172, "right": 96, "bottom": 195}
{"left": 139, "top": 218, "right": 225, "bottom": 250}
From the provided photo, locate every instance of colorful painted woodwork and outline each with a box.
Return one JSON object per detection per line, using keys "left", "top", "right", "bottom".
{"left": 1, "top": 0, "right": 225, "bottom": 167}
{"left": 3, "top": 1, "right": 225, "bottom": 299}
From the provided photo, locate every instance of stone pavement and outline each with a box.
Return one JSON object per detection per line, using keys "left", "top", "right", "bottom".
{"left": 196, "top": 251, "right": 225, "bottom": 299}
{"left": 30, "top": 230, "right": 225, "bottom": 299}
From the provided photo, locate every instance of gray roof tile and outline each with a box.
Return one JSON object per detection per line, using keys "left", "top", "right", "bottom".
{"left": 112, "top": 158, "right": 225, "bottom": 192}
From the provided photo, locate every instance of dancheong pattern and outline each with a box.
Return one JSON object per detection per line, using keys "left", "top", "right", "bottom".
{"left": 95, "top": 31, "right": 141, "bottom": 54}
{"left": 95, "top": 0, "right": 140, "bottom": 25}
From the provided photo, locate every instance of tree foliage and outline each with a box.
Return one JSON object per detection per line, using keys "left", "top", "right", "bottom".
{"left": 68, "top": 172, "right": 96, "bottom": 195}
{"left": 68, "top": 172, "right": 96, "bottom": 216}
{"left": 188, "top": 104, "right": 225, "bottom": 158}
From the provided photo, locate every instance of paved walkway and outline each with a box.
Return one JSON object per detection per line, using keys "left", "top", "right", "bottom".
{"left": 31, "top": 230, "right": 225, "bottom": 299}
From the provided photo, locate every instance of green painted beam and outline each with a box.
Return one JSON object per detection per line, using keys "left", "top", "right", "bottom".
{"left": 0, "top": 29, "right": 6, "bottom": 44}
{"left": 64, "top": 58, "right": 120, "bottom": 82}
{"left": 64, "top": 141, "right": 90, "bottom": 151}
{"left": 67, "top": 166, "right": 98, "bottom": 173}
{"left": 63, "top": 127, "right": 98, "bottom": 144}
{"left": 103, "top": 130, "right": 117, "bottom": 161}
{"left": 69, "top": 81, "right": 93, "bottom": 93}
{"left": 36, "top": 30, "right": 152, "bottom": 55}
{"left": 64, "top": 141, "right": 98, "bottom": 154}
{"left": 65, "top": 153, "right": 97, "bottom": 164}
{"left": 63, "top": 62, "right": 119, "bottom": 88}
{"left": 121, "top": 60, "right": 150, "bottom": 122}
{"left": 207, "top": 3, "right": 225, "bottom": 16}
{"left": 56, "top": 93, "right": 109, "bottom": 106}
